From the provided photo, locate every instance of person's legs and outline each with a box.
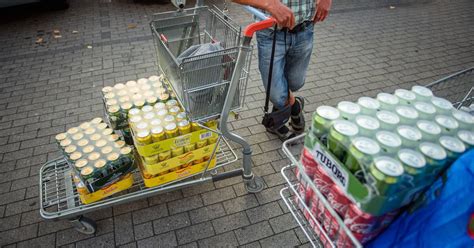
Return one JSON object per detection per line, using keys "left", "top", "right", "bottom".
{"left": 256, "top": 28, "right": 295, "bottom": 140}
{"left": 284, "top": 23, "right": 314, "bottom": 133}
{"left": 256, "top": 28, "right": 289, "bottom": 109}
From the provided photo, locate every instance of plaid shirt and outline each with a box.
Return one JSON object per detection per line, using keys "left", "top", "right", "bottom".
{"left": 263, "top": 0, "right": 316, "bottom": 26}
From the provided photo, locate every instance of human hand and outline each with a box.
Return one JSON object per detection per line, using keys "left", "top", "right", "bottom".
{"left": 265, "top": 0, "right": 295, "bottom": 28}
{"left": 313, "top": 0, "right": 332, "bottom": 22}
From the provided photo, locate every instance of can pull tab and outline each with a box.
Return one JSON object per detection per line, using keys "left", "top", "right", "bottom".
{"left": 468, "top": 213, "right": 474, "bottom": 239}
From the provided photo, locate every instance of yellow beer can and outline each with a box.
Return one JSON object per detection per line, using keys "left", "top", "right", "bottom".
{"left": 136, "top": 130, "right": 152, "bottom": 145}
{"left": 165, "top": 123, "right": 178, "bottom": 139}
{"left": 151, "top": 126, "right": 165, "bottom": 143}
{"left": 158, "top": 150, "right": 172, "bottom": 162}
{"left": 178, "top": 120, "right": 191, "bottom": 135}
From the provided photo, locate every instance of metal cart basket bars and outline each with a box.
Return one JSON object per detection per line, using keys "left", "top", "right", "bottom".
{"left": 151, "top": 6, "right": 252, "bottom": 121}
{"left": 425, "top": 67, "right": 473, "bottom": 109}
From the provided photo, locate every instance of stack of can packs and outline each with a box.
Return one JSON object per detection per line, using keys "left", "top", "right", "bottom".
{"left": 297, "top": 85, "right": 474, "bottom": 246}
{"left": 55, "top": 118, "right": 135, "bottom": 203}
{"left": 128, "top": 101, "right": 219, "bottom": 187}
{"left": 102, "top": 75, "right": 174, "bottom": 142}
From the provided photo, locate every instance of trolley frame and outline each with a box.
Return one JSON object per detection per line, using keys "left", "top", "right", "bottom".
{"left": 39, "top": 5, "right": 276, "bottom": 234}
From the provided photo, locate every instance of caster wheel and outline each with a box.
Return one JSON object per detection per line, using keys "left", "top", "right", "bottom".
{"left": 245, "top": 176, "right": 265, "bottom": 193}
{"left": 210, "top": 169, "right": 218, "bottom": 176}
{"left": 72, "top": 216, "right": 97, "bottom": 235}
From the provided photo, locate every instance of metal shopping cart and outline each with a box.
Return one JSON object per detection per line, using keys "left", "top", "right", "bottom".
{"left": 279, "top": 67, "right": 474, "bottom": 247}
{"left": 39, "top": 5, "right": 277, "bottom": 234}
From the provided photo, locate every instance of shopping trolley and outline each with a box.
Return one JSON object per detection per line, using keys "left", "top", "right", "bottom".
{"left": 39, "top": 5, "right": 277, "bottom": 234}
{"left": 279, "top": 67, "right": 474, "bottom": 247}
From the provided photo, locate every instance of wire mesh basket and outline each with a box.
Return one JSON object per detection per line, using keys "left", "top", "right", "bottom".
{"left": 426, "top": 67, "right": 474, "bottom": 109}
{"left": 280, "top": 134, "right": 362, "bottom": 248}
{"left": 150, "top": 6, "right": 252, "bottom": 121}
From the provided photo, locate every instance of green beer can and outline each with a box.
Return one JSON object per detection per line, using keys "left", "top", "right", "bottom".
{"left": 413, "top": 101, "right": 437, "bottom": 120}
{"left": 375, "top": 131, "right": 402, "bottom": 155}
{"left": 327, "top": 120, "right": 359, "bottom": 162}
{"left": 376, "top": 110, "right": 400, "bottom": 130}
{"left": 397, "top": 125, "right": 422, "bottom": 149}
{"left": 417, "top": 120, "right": 442, "bottom": 142}
{"left": 435, "top": 115, "right": 459, "bottom": 135}
{"left": 394, "top": 89, "right": 416, "bottom": 105}
{"left": 337, "top": 101, "right": 361, "bottom": 120}
{"left": 344, "top": 137, "right": 381, "bottom": 173}
{"left": 430, "top": 96, "right": 453, "bottom": 115}
{"left": 311, "top": 106, "right": 340, "bottom": 137}
{"left": 411, "top": 85, "right": 433, "bottom": 101}
{"left": 369, "top": 156, "right": 404, "bottom": 196}
{"left": 355, "top": 115, "right": 380, "bottom": 136}
{"left": 418, "top": 142, "right": 447, "bottom": 179}
{"left": 397, "top": 149, "right": 426, "bottom": 187}
{"left": 376, "top": 93, "right": 399, "bottom": 111}
{"left": 438, "top": 136, "right": 466, "bottom": 164}
{"left": 395, "top": 106, "right": 419, "bottom": 125}
{"left": 357, "top": 97, "right": 380, "bottom": 115}
{"left": 457, "top": 130, "right": 474, "bottom": 150}
{"left": 451, "top": 109, "right": 474, "bottom": 131}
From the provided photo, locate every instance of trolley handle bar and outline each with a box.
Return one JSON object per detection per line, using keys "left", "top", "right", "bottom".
{"left": 243, "top": 6, "right": 276, "bottom": 38}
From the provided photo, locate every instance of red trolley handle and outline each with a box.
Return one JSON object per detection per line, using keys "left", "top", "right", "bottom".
{"left": 242, "top": 6, "right": 277, "bottom": 38}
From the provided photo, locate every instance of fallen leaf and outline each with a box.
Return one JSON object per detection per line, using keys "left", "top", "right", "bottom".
{"left": 128, "top": 23, "right": 137, "bottom": 29}
{"left": 87, "top": 45, "right": 93, "bottom": 49}
{"left": 72, "top": 30, "right": 79, "bottom": 34}
{"left": 53, "top": 34, "right": 62, "bottom": 39}
{"left": 389, "top": 6, "right": 395, "bottom": 9}
{"left": 35, "top": 37, "right": 44, "bottom": 44}
{"left": 53, "top": 29, "right": 60, "bottom": 34}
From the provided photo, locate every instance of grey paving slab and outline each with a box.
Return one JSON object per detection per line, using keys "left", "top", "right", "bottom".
{"left": 0, "top": 0, "right": 473, "bottom": 246}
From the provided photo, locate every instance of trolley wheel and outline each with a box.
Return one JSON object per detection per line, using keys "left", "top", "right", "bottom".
{"left": 70, "top": 216, "right": 97, "bottom": 235}
{"left": 245, "top": 175, "right": 265, "bottom": 193}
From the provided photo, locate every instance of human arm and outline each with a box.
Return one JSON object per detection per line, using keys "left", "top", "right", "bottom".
{"left": 232, "top": 0, "right": 295, "bottom": 28}
{"left": 313, "top": 0, "right": 332, "bottom": 22}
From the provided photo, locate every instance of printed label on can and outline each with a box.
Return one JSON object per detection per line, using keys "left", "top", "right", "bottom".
{"left": 312, "top": 142, "right": 349, "bottom": 190}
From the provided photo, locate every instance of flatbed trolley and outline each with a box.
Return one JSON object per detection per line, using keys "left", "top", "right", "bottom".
{"left": 39, "top": 5, "right": 278, "bottom": 234}
{"left": 279, "top": 67, "right": 474, "bottom": 247}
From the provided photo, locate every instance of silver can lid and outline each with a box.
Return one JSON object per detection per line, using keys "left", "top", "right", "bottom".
{"left": 374, "top": 156, "right": 404, "bottom": 177}
{"left": 414, "top": 102, "right": 436, "bottom": 115}
{"left": 398, "top": 149, "right": 426, "bottom": 169}
{"left": 376, "top": 111, "right": 400, "bottom": 125}
{"left": 337, "top": 101, "right": 361, "bottom": 115}
{"left": 316, "top": 106, "right": 340, "bottom": 120}
{"left": 394, "top": 89, "right": 416, "bottom": 101}
{"left": 417, "top": 120, "right": 441, "bottom": 135}
{"left": 452, "top": 109, "right": 474, "bottom": 125}
{"left": 435, "top": 115, "right": 459, "bottom": 130}
{"left": 439, "top": 136, "right": 466, "bottom": 153}
{"left": 431, "top": 97, "right": 453, "bottom": 111}
{"left": 333, "top": 120, "right": 359, "bottom": 136}
{"left": 357, "top": 97, "right": 380, "bottom": 110}
{"left": 154, "top": 102, "right": 166, "bottom": 110}
{"left": 376, "top": 131, "right": 402, "bottom": 148}
{"left": 457, "top": 130, "right": 474, "bottom": 145}
{"left": 397, "top": 125, "right": 422, "bottom": 141}
{"left": 128, "top": 108, "right": 141, "bottom": 116}
{"left": 396, "top": 106, "right": 419, "bottom": 119}
{"left": 142, "top": 105, "right": 153, "bottom": 113}
{"left": 356, "top": 115, "right": 380, "bottom": 130}
{"left": 352, "top": 137, "right": 381, "bottom": 155}
{"left": 376, "top": 93, "right": 399, "bottom": 105}
{"left": 419, "top": 142, "right": 447, "bottom": 160}
{"left": 411, "top": 85, "right": 433, "bottom": 98}
{"left": 150, "top": 119, "right": 162, "bottom": 126}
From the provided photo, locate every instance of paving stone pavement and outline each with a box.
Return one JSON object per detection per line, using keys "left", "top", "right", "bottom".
{"left": 0, "top": 0, "right": 473, "bottom": 246}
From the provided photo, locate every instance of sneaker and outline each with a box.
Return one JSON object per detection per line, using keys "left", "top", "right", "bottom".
{"left": 266, "top": 125, "right": 297, "bottom": 142}
{"left": 290, "top": 96, "right": 305, "bottom": 134}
